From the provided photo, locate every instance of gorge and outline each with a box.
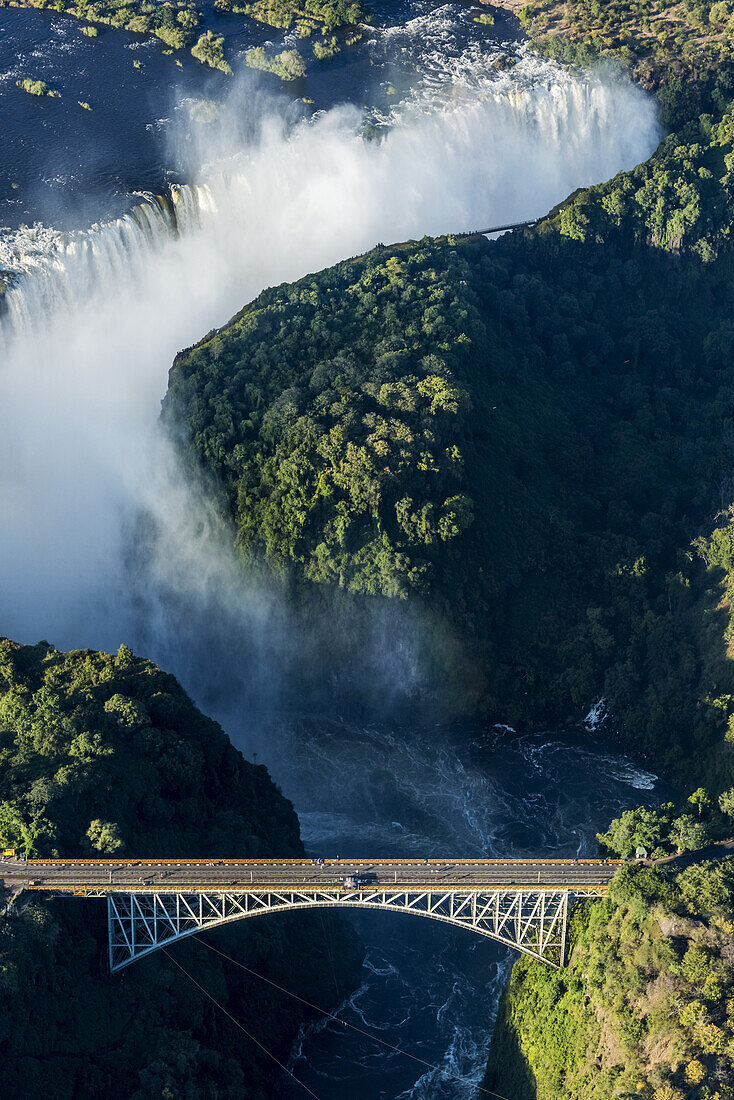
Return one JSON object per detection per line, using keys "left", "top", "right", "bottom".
{"left": 2, "top": 0, "right": 734, "bottom": 1096}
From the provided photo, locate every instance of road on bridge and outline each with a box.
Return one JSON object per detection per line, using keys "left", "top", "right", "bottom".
{"left": 0, "top": 857, "right": 620, "bottom": 895}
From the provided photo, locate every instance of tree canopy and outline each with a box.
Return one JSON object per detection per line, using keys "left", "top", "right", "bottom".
{"left": 0, "top": 639, "right": 361, "bottom": 1098}
{"left": 485, "top": 859, "right": 734, "bottom": 1099}
{"left": 165, "top": 152, "right": 734, "bottom": 783}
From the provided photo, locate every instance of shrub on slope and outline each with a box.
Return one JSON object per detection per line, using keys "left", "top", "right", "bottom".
{"left": 484, "top": 861, "right": 734, "bottom": 1100}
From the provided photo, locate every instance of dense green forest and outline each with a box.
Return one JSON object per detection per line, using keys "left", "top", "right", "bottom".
{"left": 164, "top": 108, "right": 734, "bottom": 784}
{"left": 518, "top": 0, "right": 734, "bottom": 118}
{"left": 0, "top": 638, "right": 361, "bottom": 1098}
{"left": 484, "top": 860, "right": 734, "bottom": 1100}
{"left": 155, "top": 8, "right": 734, "bottom": 1099}
{"left": 214, "top": 0, "right": 364, "bottom": 32}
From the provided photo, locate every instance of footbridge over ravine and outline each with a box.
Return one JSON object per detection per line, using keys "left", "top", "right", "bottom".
{"left": 1, "top": 856, "right": 620, "bottom": 973}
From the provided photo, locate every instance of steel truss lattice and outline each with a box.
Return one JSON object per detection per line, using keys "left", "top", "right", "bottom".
{"left": 107, "top": 888, "right": 577, "bottom": 972}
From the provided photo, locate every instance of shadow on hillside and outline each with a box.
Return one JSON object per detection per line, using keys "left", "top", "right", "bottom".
{"left": 481, "top": 996, "right": 537, "bottom": 1100}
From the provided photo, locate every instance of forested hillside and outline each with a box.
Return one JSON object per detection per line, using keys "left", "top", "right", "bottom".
{"left": 518, "top": 0, "right": 734, "bottom": 120}
{"left": 0, "top": 638, "right": 361, "bottom": 1098}
{"left": 154, "top": 3, "right": 734, "bottom": 1098}
{"left": 484, "top": 860, "right": 734, "bottom": 1100}
{"left": 165, "top": 136, "right": 734, "bottom": 783}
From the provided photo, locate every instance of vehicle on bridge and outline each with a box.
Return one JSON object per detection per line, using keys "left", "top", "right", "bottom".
{"left": 342, "top": 872, "right": 379, "bottom": 889}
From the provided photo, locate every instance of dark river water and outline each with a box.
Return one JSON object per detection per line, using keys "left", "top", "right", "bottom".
{"left": 239, "top": 715, "right": 662, "bottom": 1098}
{"left": 0, "top": 1, "right": 665, "bottom": 1096}
{"left": 0, "top": 0, "right": 521, "bottom": 226}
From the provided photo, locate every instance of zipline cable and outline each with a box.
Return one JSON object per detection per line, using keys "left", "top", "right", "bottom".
{"left": 193, "top": 935, "right": 513, "bottom": 1100}
{"left": 162, "top": 948, "right": 321, "bottom": 1100}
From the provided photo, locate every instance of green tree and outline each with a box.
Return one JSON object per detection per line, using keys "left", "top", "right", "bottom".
{"left": 0, "top": 637, "right": 362, "bottom": 1097}
{"left": 245, "top": 45, "right": 307, "bottom": 78}
{"left": 670, "top": 814, "right": 710, "bottom": 851}
{"left": 719, "top": 787, "right": 734, "bottom": 818}
{"left": 680, "top": 944, "right": 712, "bottom": 982}
{"left": 597, "top": 806, "right": 670, "bottom": 857}
{"left": 0, "top": 801, "right": 39, "bottom": 857}
{"left": 191, "top": 30, "right": 232, "bottom": 72}
{"left": 688, "top": 787, "right": 712, "bottom": 817}
{"left": 85, "top": 818, "right": 124, "bottom": 853}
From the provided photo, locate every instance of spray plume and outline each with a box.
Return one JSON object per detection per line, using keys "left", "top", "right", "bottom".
{"left": 0, "top": 60, "right": 659, "bottom": 720}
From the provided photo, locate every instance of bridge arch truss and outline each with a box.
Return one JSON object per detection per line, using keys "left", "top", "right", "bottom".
{"left": 107, "top": 887, "right": 577, "bottom": 972}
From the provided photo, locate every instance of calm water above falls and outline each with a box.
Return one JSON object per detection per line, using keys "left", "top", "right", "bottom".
{"left": 0, "top": 3, "right": 665, "bottom": 1096}
{"left": 0, "top": 0, "right": 524, "bottom": 227}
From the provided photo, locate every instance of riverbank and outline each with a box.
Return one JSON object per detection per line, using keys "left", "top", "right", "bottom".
{"left": 503, "top": 0, "right": 734, "bottom": 129}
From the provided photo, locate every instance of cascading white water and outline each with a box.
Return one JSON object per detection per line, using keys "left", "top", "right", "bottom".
{"left": 0, "top": 201, "right": 175, "bottom": 338}
{"left": 1, "top": 61, "right": 657, "bottom": 344}
{"left": 0, "top": 58, "right": 659, "bottom": 655}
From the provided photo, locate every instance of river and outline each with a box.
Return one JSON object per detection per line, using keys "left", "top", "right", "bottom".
{"left": 0, "top": 1, "right": 664, "bottom": 1095}
{"left": 261, "top": 717, "right": 662, "bottom": 1098}
{"left": 0, "top": 0, "right": 525, "bottom": 226}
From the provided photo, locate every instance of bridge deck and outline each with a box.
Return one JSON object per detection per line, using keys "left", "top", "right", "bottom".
{"left": 1, "top": 857, "right": 619, "bottom": 895}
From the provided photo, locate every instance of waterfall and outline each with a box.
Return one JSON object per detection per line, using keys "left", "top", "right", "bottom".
{"left": 0, "top": 198, "right": 176, "bottom": 342}
{"left": 170, "top": 182, "right": 218, "bottom": 233}
{"left": 0, "top": 46, "right": 666, "bottom": 1100}
{"left": 0, "top": 62, "right": 659, "bottom": 348}
{"left": 0, "top": 59, "right": 659, "bottom": 654}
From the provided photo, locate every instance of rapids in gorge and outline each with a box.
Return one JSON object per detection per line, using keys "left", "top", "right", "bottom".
{"left": 0, "top": 2, "right": 664, "bottom": 1094}
{"left": 257, "top": 718, "right": 663, "bottom": 1098}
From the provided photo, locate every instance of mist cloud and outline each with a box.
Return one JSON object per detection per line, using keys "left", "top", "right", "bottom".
{"left": 0, "top": 60, "right": 659, "bottom": 721}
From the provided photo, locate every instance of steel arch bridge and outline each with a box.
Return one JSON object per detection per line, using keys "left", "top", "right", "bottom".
{"left": 106, "top": 887, "right": 573, "bottom": 972}
{"left": 1, "top": 856, "right": 618, "bottom": 972}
